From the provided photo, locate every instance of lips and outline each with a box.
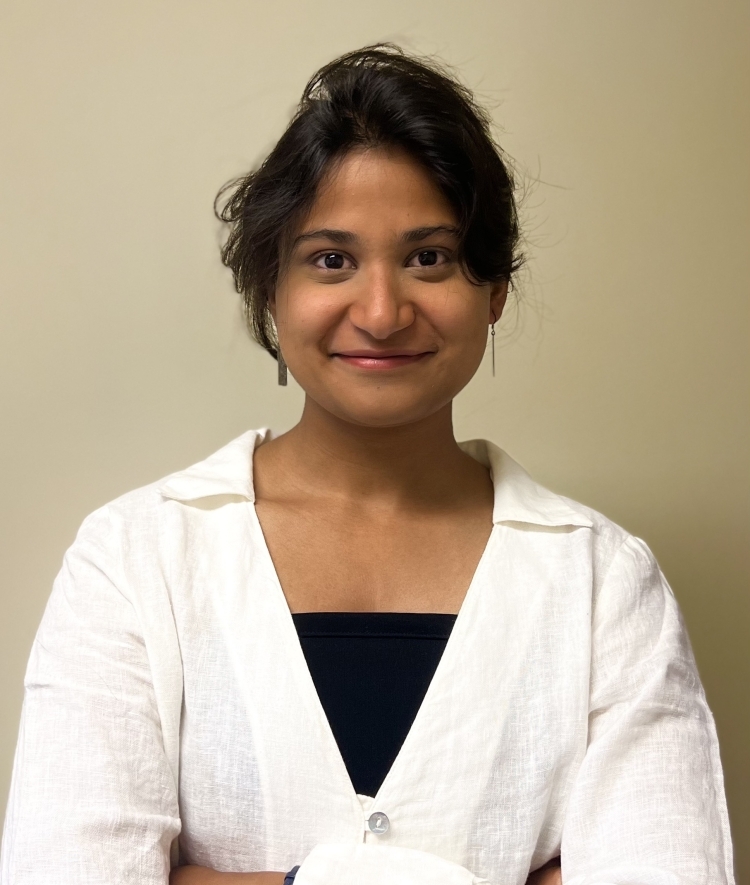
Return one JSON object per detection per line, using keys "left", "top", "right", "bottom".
{"left": 335, "top": 351, "right": 428, "bottom": 358}
{"left": 333, "top": 352, "right": 433, "bottom": 371}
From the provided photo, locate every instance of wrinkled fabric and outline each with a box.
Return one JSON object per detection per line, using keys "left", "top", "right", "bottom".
{"left": 0, "top": 428, "right": 734, "bottom": 884}
{"left": 294, "top": 843, "right": 490, "bottom": 885}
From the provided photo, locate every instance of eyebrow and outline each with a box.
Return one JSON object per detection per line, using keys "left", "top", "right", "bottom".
{"left": 291, "top": 224, "right": 460, "bottom": 249}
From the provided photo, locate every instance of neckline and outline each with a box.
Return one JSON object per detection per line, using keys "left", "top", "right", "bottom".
{"left": 248, "top": 437, "right": 497, "bottom": 810}
{"left": 290, "top": 611, "right": 459, "bottom": 615}
{"left": 292, "top": 611, "right": 458, "bottom": 639}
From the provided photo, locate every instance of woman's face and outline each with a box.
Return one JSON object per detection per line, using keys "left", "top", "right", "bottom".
{"left": 270, "top": 147, "right": 507, "bottom": 428}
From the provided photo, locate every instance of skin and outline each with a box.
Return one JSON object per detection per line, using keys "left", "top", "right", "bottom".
{"left": 170, "top": 147, "right": 561, "bottom": 885}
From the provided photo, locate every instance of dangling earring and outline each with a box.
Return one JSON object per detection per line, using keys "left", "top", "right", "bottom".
{"left": 277, "top": 346, "right": 288, "bottom": 386}
{"left": 490, "top": 313, "right": 496, "bottom": 377}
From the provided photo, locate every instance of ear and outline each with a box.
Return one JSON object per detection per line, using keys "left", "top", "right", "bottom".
{"left": 489, "top": 280, "right": 509, "bottom": 324}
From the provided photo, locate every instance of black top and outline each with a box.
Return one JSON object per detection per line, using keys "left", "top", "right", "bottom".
{"left": 292, "top": 611, "right": 457, "bottom": 798}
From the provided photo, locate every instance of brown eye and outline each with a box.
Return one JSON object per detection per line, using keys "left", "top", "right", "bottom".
{"left": 310, "top": 251, "right": 354, "bottom": 274}
{"left": 408, "top": 249, "right": 449, "bottom": 268}
{"left": 322, "top": 253, "right": 345, "bottom": 269}
{"left": 418, "top": 250, "right": 439, "bottom": 266}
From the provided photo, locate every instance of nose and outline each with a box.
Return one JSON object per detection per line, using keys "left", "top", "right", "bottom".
{"left": 347, "top": 263, "right": 415, "bottom": 339}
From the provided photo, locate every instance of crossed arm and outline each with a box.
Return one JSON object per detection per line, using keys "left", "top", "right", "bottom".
{"left": 168, "top": 855, "right": 563, "bottom": 885}
{"left": 170, "top": 871, "right": 285, "bottom": 885}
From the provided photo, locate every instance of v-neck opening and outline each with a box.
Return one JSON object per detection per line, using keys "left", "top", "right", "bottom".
{"left": 246, "top": 434, "right": 498, "bottom": 809}
{"left": 291, "top": 612, "right": 458, "bottom": 798}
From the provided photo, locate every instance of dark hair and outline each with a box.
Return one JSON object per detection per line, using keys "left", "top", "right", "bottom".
{"left": 216, "top": 43, "right": 524, "bottom": 360}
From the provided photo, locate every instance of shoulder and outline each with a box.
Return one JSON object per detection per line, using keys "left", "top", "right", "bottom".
{"left": 466, "top": 437, "right": 678, "bottom": 619}
{"left": 463, "top": 437, "right": 639, "bottom": 562}
{"left": 547, "top": 489, "right": 675, "bottom": 642}
{"left": 71, "top": 427, "right": 273, "bottom": 554}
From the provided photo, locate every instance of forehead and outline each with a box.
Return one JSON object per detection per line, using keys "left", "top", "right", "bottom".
{"left": 303, "top": 147, "right": 457, "bottom": 231}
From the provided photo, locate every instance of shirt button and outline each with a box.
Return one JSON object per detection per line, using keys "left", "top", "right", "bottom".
{"left": 367, "top": 812, "right": 390, "bottom": 834}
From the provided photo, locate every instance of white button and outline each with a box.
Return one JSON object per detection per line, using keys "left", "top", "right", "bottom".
{"left": 367, "top": 812, "right": 390, "bottom": 834}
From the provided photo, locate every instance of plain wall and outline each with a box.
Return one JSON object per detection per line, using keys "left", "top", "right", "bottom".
{"left": 1, "top": 0, "right": 747, "bottom": 877}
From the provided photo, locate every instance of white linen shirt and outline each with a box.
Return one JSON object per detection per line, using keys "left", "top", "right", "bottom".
{"left": 0, "top": 428, "right": 734, "bottom": 885}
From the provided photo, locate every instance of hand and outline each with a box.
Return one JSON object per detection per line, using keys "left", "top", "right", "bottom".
{"left": 525, "top": 857, "right": 562, "bottom": 885}
{"left": 169, "top": 866, "right": 286, "bottom": 885}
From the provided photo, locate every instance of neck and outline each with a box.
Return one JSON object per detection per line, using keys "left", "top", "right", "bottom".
{"left": 266, "top": 396, "right": 488, "bottom": 510}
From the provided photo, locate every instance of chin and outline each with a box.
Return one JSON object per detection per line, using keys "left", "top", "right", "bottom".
{"left": 325, "top": 397, "right": 447, "bottom": 429}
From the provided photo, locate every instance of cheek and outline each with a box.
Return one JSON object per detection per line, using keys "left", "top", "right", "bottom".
{"left": 292, "top": 309, "right": 339, "bottom": 347}
{"left": 281, "top": 293, "right": 336, "bottom": 343}
{"left": 428, "top": 298, "right": 487, "bottom": 349}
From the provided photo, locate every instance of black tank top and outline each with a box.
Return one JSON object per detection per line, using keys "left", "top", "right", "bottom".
{"left": 292, "top": 611, "right": 457, "bottom": 797}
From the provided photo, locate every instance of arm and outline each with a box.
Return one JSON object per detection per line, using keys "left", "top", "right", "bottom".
{"left": 169, "top": 854, "right": 563, "bottom": 885}
{"left": 169, "top": 848, "right": 488, "bottom": 885}
{"left": 561, "top": 536, "right": 734, "bottom": 884}
{"left": 170, "top": 871, "right": 285, "bottom": 885}
{"left": 0, "top": 509, "right": 181, "bottom": 884}
{"left": 526, "top": 858, "right": 562, "bottom": 885}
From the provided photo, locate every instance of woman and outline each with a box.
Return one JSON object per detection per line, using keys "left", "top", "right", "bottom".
{"left": 0, "top": 45, "right": 734, "bottom": 885}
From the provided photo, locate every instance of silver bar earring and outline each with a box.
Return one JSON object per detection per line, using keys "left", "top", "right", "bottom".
{"left": 490, "top": 316, "right": 496, "bottom": 377}
{"left": 277, "top": 348, "right": 287, "bottom": 386}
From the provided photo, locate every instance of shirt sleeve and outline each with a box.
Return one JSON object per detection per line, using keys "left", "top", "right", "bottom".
{"left": 561, "top": 535, "right": 735, "bottom": 885}
{"left": 0, "top": 510, "right": 181, "bottom": 884}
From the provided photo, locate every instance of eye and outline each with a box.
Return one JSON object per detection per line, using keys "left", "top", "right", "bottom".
{"left": 313, "top": 252, "right": 351, "bottom": 270}
{"left": 408, "top": 250, "right": 449, "bottom": 268}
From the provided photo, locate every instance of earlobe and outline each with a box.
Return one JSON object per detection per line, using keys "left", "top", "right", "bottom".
{"left": 489, "top": 280, "right": 509, "bottom": 323}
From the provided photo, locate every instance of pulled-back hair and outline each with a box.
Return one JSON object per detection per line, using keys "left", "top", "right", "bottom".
{"left": 216, "top": 43, "right": 524, "bottom": 361}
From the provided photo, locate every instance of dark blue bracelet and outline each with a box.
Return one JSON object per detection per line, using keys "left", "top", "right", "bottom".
{"left": 283, "top": 864, "right": 300, "bottom": 884}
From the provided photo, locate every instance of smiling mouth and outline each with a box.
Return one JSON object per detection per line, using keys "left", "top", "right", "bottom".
{"left": 332, "top": 353, "right": 434, "bottom": 370}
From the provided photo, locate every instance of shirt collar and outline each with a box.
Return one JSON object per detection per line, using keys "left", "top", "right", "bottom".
{"left": 158, "top": 428, "right": 592, "bottom": 529}
{"left": 458, "top": 438, "right": 592, "bottom": 528}
{"left": 157, "top": 428, "right": 270, "bottom": 503}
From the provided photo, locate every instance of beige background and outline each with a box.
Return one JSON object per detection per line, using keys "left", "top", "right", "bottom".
{"left": 1, "top": 0, "right": 747, "bottom": 878}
